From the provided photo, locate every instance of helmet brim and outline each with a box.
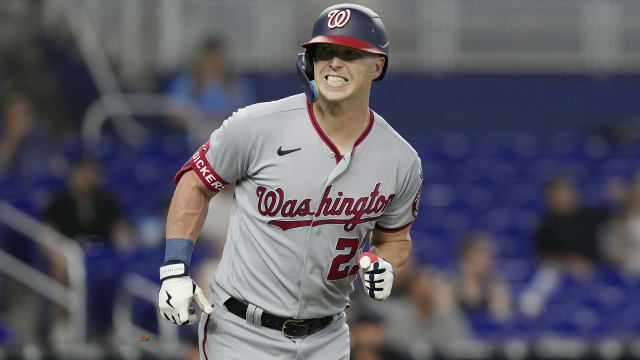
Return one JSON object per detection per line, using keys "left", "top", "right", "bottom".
{"left": 302, "top": 35, "right": 386, "bottom": 56}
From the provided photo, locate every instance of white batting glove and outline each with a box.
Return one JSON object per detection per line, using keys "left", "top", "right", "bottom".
{"left": 158, "top": 262, "right": 213, "bottom": 325}
{"left": 358, "top": 252, "right": 395, "bottom": 301}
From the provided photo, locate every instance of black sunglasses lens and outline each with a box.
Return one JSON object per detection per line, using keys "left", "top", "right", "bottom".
{"left": 341, "top": 50, "right": 362, "bottom": 61}
{"left": 314, "top": 46, "right": 365, "bottom": 61}
{"left": 315, "top": 46, "right": 336, "bottom": 61}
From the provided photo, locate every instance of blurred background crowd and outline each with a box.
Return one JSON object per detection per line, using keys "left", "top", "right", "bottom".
{"left": 3, "top": 0, "right": 640, "bottom": 359}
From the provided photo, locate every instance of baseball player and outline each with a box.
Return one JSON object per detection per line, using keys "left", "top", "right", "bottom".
{"left": 158, "top": 4, "right": 422, "bottom": 359}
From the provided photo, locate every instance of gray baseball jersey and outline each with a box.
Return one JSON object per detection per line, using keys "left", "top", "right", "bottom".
{"left": 175, "top": 93, "right": 422, "bottom": 319}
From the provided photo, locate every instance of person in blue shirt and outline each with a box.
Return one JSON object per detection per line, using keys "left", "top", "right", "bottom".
{"left": 166, "top": 37, "right": 256, "bottom": 134}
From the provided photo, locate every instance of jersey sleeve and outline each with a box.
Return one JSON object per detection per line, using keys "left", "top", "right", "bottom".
{"left": 174, "top": 110, "right": 252, "bottom": 192}
{"left": 375, "top": 157, "right": 423, "bottom": 233}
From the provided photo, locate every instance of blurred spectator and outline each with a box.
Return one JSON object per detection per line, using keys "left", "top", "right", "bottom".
{"left": 0, "top": 90, "right": 53, "bottom": 177}
{"left": 453, "top": 231, "right": 513, "bottom": 322}
{"left": 602, "top": 175, "right": 628, "bottom": 211}
{"left": 0, "top": 90, "right": 63, "bottom": 352}
{"left": 43, "top": 156, "right": 127, "bottom": 245}
{"left": 372, "top": 265, "right": 470, "bottom": 357}
{"left": 166, "top": 37, "right": 256, "bottom": 135}
{"left": 600, "top": 174, "right": 640, "bottom": 274}
{"left": 520, "top": 176, "right": 609, "bottom": 318}
{"left": 350, "top": 312, "right": 411, "bottom": 360}
{"left": 41, "top": 156, "right": 131, "bottom": 342}
{"left": 533, "top": 175, "right": 609, "bottom": 279}
{"left": 0, "top": 91, "right": 32, "bottom": 172}
{"left": 165, "top": 37, "right": 243, "bottom": 254}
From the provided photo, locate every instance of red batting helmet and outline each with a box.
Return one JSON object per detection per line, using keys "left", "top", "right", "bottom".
{"left": 296, "top": 4, "right": 390, "bottom": 103}
{"left": 302, "top": 3, "right": 389, "bottom": 80}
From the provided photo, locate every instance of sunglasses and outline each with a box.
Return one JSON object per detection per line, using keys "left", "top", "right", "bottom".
{"left": 313, "top": 45, "right": 367, "bottom": 62}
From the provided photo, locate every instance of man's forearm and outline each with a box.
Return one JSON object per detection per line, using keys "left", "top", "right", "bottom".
{"left": 370, "top": 239, "right": 412, "bottom": 274}
{"left": 166, "top": 171, "right": 215, "bottom": 241}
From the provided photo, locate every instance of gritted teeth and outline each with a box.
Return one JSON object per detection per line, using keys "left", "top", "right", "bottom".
{"left": 325, "top": 75, "right": 348, "bottom": 86}
{"left": 325, "top": 75, "right": 348, "bottom": 82}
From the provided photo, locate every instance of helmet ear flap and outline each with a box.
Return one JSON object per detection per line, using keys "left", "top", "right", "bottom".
{"left": 296, "top": 51, "right": 319, "bottom": 103}
{"left": 304, "top": 51, "right": 314, "bottom": 80}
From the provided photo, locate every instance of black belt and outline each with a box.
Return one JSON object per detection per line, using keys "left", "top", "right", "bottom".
{"left": 224, "top": 297, "right": 333, "bottom": 337}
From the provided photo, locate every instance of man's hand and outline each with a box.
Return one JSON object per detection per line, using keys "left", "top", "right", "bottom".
{"left": 358, "top": 252, "right": 395, "bottom": 301}
{"left": 158, "top": 263, "right": 212, "bottom": 325}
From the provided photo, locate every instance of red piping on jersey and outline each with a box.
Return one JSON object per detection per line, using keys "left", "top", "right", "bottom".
{"left": 174, "top": 163, "right": 192, "bottom": 184}
{"left": 375, "top": 220, "right": 414, "bottom": 233}
{"left": 306, "top": 101, "right": 374, "bottom": 164}
{"left": 268, "top": 215, "right": 381, "bottom": 231}
{"left": 354, "top": 110, "right": 374, "bottom": 148}
{"left": 202, "top": 313, "right": 211, "bottom": 360}
{"left": 174, "top": 140, "right": 229, "bottom": 192}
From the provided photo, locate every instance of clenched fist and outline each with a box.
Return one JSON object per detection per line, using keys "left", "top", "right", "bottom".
{"left": 358, "top": 252, "right": 395, "bottom": 301}
{"left": 158, "top": 262, "right": 212, "bottom": 325}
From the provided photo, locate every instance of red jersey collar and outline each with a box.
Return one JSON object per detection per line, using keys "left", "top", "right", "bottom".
{"left": 306, "top": 101, "right": 374, "bottom": 164}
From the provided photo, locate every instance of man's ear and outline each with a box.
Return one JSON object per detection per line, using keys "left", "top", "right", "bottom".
{"left": 371, "top": 56, "right": 386, "bottom": 80}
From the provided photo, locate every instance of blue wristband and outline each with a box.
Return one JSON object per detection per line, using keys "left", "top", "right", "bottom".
{"left": 164, "top": 238, "right": 195, "bottom": 266}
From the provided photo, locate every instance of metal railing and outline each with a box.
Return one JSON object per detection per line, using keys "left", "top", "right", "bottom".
{"left": 81, "top": 93, "right": 208, "bottom": 148}
{"left": 0, "top": 201, "right": 87, "bottom": 344}
{"left": 42, "top": 0, "right": 144, "bottom": 145}
{"left": 113, "top": 274, "right": 182, "bottom": 359}
{"left": 41, "top": 0, "right": 640, "bottom": 84}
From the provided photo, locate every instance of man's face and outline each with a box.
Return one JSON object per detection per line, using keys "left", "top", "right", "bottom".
{"left": 547, "top": 181, "right": 578, "bottom": 214}
{"left": 201, "top": 48, "right": 225, "bottom": 77}
{"left": 312, "top": 44, "right": 384, "bottom": 103}
{"left": 70, "top": 164, "right": 99, "bottom": 194}
{"left": 463, "top": 243, "right": 493, "bottom": 275}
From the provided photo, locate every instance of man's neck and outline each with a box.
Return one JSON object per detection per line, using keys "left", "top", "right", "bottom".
{"left": 312, "top": 95, "right": 371, "bottom": 155}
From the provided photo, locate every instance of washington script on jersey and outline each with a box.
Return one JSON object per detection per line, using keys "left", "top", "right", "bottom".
{"left": 256, "top": 183, "right": 395, "bottom": 232}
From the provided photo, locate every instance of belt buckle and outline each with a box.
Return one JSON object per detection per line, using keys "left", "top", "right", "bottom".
{"left": 282, "top": 319, "right": 305, "bottom": 338}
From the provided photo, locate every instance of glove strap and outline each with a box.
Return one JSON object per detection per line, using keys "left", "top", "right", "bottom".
{"left": 160, "top": 238, "right": 194, "bottom": 282}
{"left": 164, "top": 238, "right": 194, "bottom": 265}
{"left": 160, "top": 261, "right": 190, "bottom": 282}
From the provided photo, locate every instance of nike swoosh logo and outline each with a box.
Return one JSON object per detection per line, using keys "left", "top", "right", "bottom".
{"left": 277, "top": 146, "right": 301, "bottom": 156}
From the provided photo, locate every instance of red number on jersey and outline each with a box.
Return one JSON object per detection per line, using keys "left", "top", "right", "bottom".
{"left": 327, "top": 237, "right": 361, "bottom": 280}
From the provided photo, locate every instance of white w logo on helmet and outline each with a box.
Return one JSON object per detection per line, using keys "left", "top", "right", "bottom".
{"left": 327, "top": 9, "right": 351, "bottom": 29}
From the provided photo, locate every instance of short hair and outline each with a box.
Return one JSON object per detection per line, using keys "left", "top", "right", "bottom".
{"left": 458, "top": 231, "right": 496, "bottom": 259}
{"left": 543, "top": 174, "right": 575, "bottom": 194}
{"left": 200, "top": 37, "right": 225, "bottom": 53}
